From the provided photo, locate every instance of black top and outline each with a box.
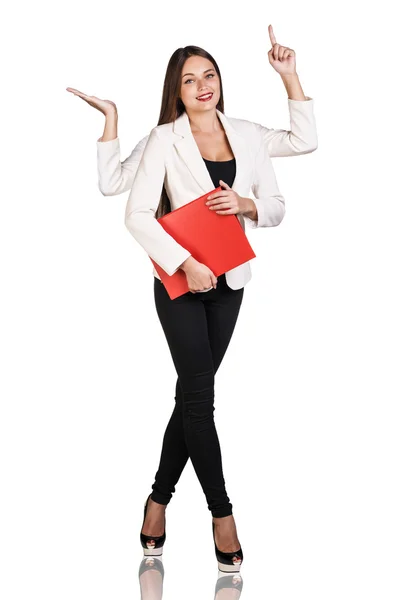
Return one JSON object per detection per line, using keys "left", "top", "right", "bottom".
{"left": 202, "top": 157, "right": 236, "bottom": 189}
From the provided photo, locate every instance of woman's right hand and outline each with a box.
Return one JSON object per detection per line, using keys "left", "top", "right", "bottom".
{"left": 181, "top": 257, "right": 218, "bottom": 293}
{"left": 66, "top": 87, "right": 117, "bottom": 117}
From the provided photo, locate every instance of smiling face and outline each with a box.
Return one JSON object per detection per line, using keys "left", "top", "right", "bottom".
{"left": 179, "top": 55, "right": 220, "bottom": 113}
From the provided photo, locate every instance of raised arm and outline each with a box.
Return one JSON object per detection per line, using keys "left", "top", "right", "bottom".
{"left": 255, "top": 94, "right": 318, "bottom": 157}
{"left": 255, "top": 25, "right": 318, "bottom": 157}
{"left": 97, "top": 131, "right": 149, "bottom": 196}
{"left": 124, "top": 128, "right": 191, "bottom": 276}
{"left": 66, "top": 86, "right": 151, "bottom": 196}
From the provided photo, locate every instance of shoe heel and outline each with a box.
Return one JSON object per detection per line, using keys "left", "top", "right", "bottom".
{"left": 140, "top": 494, "right": 166, "bottom": 556}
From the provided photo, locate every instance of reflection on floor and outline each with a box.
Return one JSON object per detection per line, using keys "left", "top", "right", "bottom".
{"left": 138, "top": 555, "right": 244, "bottom": 599}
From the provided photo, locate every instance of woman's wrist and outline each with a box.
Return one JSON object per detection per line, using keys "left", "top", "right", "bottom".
{"left": 242, "top": 198, "right": 258, "bottom": 221}
{"left": 98, "top": 110, "right": 118, "bottom": 142}
{"left": 104, "top": 108, "right": 118, "bottom": 119}
{"left": 280, "top": 72, "right": 306, "bottom": 101}
{"left": 180, "top": 256, "right": 196, "bottom": 272}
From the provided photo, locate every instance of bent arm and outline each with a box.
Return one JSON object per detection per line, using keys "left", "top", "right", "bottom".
{"left": 96, "top": 134, "right": 149, "bottom": 196}
{"left": 255, "top": 96, "right": 318, "bottom": 157}
{"left": 242, "top": 134, "right": 286, "bottom": 229}
{"left": 124, "top": 128, "right": 191, "bottom": 276}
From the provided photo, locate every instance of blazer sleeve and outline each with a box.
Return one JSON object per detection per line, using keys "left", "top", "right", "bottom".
{"left": 243, "top": 132, "right": 286, "bottom": 229}
{"left": 124, "top": 127, "right": 192, "bottom": 276}
{"left": 254, "top": 96, "right": 318, "bottom": 157}
{"left": 96, "top": 134, "right": 149, "bottom": 196}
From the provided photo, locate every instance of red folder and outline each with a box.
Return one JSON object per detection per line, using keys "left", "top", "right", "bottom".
{"left": 150, "top": 187, "right": 256, "bottom": 300}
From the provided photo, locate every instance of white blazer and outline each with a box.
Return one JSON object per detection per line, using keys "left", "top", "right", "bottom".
{"left": 97, "top": 97, "right": 318, "bottom": 290}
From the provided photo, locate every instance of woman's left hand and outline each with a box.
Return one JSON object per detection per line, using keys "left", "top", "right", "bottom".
{"left": 267, "top": 24, "right": 297, "bottom": 76}
{"left": 205, "top": 180, "right": 250, "bottom": 215}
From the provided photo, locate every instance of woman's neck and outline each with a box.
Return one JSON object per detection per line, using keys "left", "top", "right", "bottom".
{"left": 186, "top": 109, "right": 222, "bottom": 134}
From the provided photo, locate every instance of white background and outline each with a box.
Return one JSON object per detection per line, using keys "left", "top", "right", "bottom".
{"left": 1, "top": 1, "right": 399, "bottom": 599}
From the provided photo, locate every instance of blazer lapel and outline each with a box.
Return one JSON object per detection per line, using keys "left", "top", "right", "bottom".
{"left": 172, "top": 109, "right": 251, "bottom": 195}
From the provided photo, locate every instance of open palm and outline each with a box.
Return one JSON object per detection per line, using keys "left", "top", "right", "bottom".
{"left": 66, "top": 87, "right": 117, "bottom": 116}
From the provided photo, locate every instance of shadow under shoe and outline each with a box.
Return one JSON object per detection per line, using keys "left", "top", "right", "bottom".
{"left": 214, "top": 571, "right": 243, "bottom": 596}
{"left": 138, "top": 555, "right": 165, "bottom": 578}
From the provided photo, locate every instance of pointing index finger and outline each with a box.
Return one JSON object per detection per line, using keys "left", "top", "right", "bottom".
{"left": 268, "top": 24, "right": 277, "bottom": 46}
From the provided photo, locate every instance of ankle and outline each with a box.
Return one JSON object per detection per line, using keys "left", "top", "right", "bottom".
{"left": 149, "top": 496, "right": 167, "bottom": 508}
{"left": 213, "top": 514, "right": 234, "bottom": 523}
{"left": 148, "top": 499, "right": 166, "bottom": 512}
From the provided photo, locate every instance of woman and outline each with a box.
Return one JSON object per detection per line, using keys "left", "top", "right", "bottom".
{"left": 67, "top": 25, "right": 317, "bottom": 572}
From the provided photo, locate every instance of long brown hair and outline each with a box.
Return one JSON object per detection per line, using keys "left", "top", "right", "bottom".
{"left": 154, "top": 46, "right": 225, "bottom": 219}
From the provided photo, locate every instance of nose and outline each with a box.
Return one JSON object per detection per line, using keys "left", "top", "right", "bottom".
{"left": 198, "top": 78, "right": 210, "bottom": 92}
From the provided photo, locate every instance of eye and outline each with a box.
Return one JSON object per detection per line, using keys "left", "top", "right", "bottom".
{"left": 184, "top": 73, "right": 215, "bottom": 84}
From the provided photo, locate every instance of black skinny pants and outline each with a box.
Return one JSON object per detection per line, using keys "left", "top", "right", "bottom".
{"left": 149, "top": 273, "right": 244, "bottom": 518}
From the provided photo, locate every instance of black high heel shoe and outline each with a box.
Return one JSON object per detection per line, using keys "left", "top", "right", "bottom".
{"left": 212, "top": 520, "right": 243, "bottom": 572}
{"left": 140, "top": 494, "right": 166, "bottom": 556}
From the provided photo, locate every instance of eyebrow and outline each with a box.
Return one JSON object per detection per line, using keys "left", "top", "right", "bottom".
{"left": 182, "top": 68, "right": 215, "bottom": 78}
